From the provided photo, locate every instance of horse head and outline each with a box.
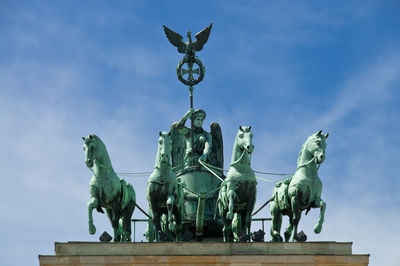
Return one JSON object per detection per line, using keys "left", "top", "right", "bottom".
{"left": 82, "top": 134, "right": 98, "bottom": 168}
{"left": 305, "top": 130, "right": 329, "bottom": 164}
{"left": 237, "top": 126, "right": 254, "bottom": 154}
{"left": 156, "top": 131, "right": 172, "bottom": 167}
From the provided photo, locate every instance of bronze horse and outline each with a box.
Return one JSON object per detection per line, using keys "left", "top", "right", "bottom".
{"left": 270, "top": 130, "right": 328, "bottom": 242}
{"left": 83, "top": 134, "right": 136, "bottom": 242}
{"left": 146, "top": 132, "right": 183, "bottom": 241}
{"left": 217, "top": 126, "right": 257, "bottom": 242}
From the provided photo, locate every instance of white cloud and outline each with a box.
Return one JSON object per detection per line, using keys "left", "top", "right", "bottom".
{"left": 319, "top": 51, "right": 400, "bottom": 128}
{"left": 221, "top": 1, "right": 372, "bottom": 45}
{"left": 1, "top": 2, "right": 399, "bottom": 266}
{"left": 250, "top": 48, "right": 400, "bottom": 265}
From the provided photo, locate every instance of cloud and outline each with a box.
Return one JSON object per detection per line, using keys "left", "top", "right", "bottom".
{"left": 221, "top": 1, "right": 371, "bottom": 45}
{"left": 250, "top": 48, "right": 400, "bottom": 266}
{"left": 319, "top": 50, "right": 400, "bottom": 127}
{"left": 1, "top": 2, "right": 400, "bottom": 266}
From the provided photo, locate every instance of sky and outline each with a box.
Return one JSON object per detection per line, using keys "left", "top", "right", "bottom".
{"left": 1, "top": 0, "right": 399, "bottom": 265}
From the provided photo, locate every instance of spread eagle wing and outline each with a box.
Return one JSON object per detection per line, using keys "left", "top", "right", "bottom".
{"left": 163, "top": 25, "right": 186, "bottom": 54}
{"left": 170, "top": 122, "right": 186, "bottom": 173}
{"left": 194, "top": 23, "right": 213, "bottom": 52}
{"left": 209, "top": 122, "right": 224, "bottom": 178}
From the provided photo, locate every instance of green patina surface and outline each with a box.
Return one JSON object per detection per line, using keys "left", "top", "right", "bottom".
{"left": 83, "top": 134, "right": 136, "bottom": 242}
{"left": 82, "top": 24, "right": 330, "bottom": 243}
{"left": 270, "top": 130, "right": 329, "bottom": 242}
{"left": 146, "top": 132, "right": 184, "bottom": 242}
{"left": 169, "top": 108, "right": 223, "bottom": 240}
{"left": 217, "top": 126, "right": 257, "bottom": 242}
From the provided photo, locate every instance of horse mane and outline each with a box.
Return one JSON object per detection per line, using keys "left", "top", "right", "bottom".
{"left": 86, "top": 134, "right": 108, "bottom": 161}
{"left": 91, "top": 135, "right": 105, "bottom": 150}
{"left": 155, "top": 140, "right": 161, "bottom": 168}
{"left": 91, "top": 134, "right": 100, "bottom": 142}
{"left": 230, "top": 130, "right": 240, "bottom": 164}
{"left": 296, "top": 142, "right": 307, "bottom": 167}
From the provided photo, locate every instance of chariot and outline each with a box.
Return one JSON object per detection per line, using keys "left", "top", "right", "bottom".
{"left": 83, "top": 23, "right": 329, "bottom": 244}
{"left": 169, "top": 119, "right": 224, "bottom": 240}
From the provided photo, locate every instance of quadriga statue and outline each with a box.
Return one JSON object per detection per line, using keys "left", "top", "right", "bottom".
{"left": 170, "top": 108, "right": 223, "bottom": 239}
{"left": 82, "top": 134, "right": 136, "bottom": 242}
{"left": 217, "top": 126, "right": 257, "bottom": 242}
{"left": 146, "top": 131, "right": 184, "bottom": 241}
{"left": 269, "top": 130, "right": 329, "bottom": 242}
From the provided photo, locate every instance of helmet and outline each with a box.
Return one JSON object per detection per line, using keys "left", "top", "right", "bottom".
{"left": 191, "top": 109, "right": 206, "bottom": 120}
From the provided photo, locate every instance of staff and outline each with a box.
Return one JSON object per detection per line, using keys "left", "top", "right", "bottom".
{"left": 163, "top": 23, "right": 212, "bottom": 166}
{"left": 189, "top": 86, "right": 195, "bottom": 165}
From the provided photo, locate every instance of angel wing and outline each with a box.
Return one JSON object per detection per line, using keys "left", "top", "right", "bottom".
{"left": 194, "top": 23, "right": 213, "bottom": 52}
{"left": 163, "top": 25, "right": 186, "bottom": 54}
{"left": 209, "top": 122, "right": 224, "bottom": 177}
{"left": 170, "top": 122, "right": 186, "bottom": 173}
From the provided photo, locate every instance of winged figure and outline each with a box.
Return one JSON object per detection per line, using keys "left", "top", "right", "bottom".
{"left": 163, "top": 23, "right": 213, "bottom": 59}
{"left": 170, "top": 108, "right": 223, "bottom": 174}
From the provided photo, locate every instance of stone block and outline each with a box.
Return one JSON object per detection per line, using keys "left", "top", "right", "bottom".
{"left": 39, "top": 242, "right": 369, "bottom": 265}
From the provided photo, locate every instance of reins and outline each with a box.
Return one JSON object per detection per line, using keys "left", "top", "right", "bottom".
{"left": 87, "top": 160, "right": 114, "bottom": 177}
{"left": 296, "top": 157, "right": 321, "bottom": 171}
{"left": 230, "top": 149, "right": 247, "bottom": 166}
{"left": 199, "top": 150, "right": 278, "bottom": 183}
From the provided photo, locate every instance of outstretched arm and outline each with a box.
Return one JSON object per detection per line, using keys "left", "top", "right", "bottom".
{"left": 176, "top": 108, "right": 194, "bottom": 135}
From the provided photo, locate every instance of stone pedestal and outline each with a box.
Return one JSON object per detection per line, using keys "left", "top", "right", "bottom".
{"left": 39, "top": 241, "right": 369, "bottom": 265}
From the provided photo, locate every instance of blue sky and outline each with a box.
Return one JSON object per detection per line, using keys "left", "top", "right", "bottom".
{"left": 1, "top": 1, "right": 400, "bottom": 265}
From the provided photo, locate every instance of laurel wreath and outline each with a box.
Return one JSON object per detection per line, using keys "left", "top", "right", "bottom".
{"left": 176, "top": 57, "right": 205, "bottom": 87}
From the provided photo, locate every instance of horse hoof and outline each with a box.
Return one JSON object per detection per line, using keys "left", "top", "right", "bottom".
{"left": 226, "top": 212, "right": 233, "bottom": 220}
{"left": 314, "top": 224, "right": 322, "bottom": 234}
{"left": 271, "top": 231, "right": 283, "bottom": 242}
{"left": 271, "top": 236, "right": 283, "bottom": 242}
{"left": 89, "top": 224, "right": 96, "bottom": 235}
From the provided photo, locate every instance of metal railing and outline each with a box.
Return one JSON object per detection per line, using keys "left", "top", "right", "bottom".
{"left": 131, "top": 217, "right": 271, "bottom": 242}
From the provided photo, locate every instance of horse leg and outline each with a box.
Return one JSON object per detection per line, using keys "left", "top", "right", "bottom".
{"left": 105, "top": 209, "right": 120, "bottom": 242}
{"left": 173, "top": 205, "right": 183, "bottom": 241}
{"left": 222, "top": 217, "right": 232, "bottom": 242}
{"left": 225, "top": 181, "right": 237, "bottom": 220}
{"left": 122, "top": 204, "right": 135, "bottom": 242}
{"left": 172, "top": 190, "right": 183, "bottom": 242}
{"left": 119, "top": 214, "right": 127, "bottom": 242}
{"left": 120, "top": 188, "right": 136, "bottom": 242}
{"left": 149, "top": 198, "right": 161, "bottom": 242}
{"left": 245, "top": 189, "right": 256, "bottom": 239}
{"left": 290, "top": 196, "right": 302, "bottom": 242}
{"left": 105, "top": 209, "right": 116, "bottom": 240}
{"left": 120, "top": 217, "right": 129, "bottom": 242}
{"left": 313, "top": 198, "right": 326, "bottom": 234}
{"left": 226, "top": 189, "right": 236, "bottom": 220}
{"left": 232, "top": 212, "right": 241, "bottom": 242}
{"left": 218, "top": 199, "right": 231, "bottom": 242}
{"left": 270, "top": 201, "right": 283, "bottom": 242}
{"left": 173, "top": 186, "right": 183, "bottom": 242}
{"left": 167, "top": 195, "right": 175, "bottom": 241}
{"left": 284, "top": 214, "right": 293, "bottom": 242}
{"left": 87, "top": 196, "right": 98, "bottom": 235}
{"left": 153, "top": 214, "right": 161, "bottom": 242}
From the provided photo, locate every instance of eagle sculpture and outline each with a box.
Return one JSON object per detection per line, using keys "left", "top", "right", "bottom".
{"left": 163, "top": 23, "right": 213, "bottom": 59}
